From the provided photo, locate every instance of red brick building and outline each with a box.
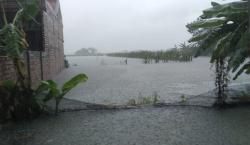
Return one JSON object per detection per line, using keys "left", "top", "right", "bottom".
{"left": 0, "top": 0, "right": 64, "bottom": 88}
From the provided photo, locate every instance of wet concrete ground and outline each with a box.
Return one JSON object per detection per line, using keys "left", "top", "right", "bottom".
{"left": 1, "top": 106, "right": 250, "bottom": 145}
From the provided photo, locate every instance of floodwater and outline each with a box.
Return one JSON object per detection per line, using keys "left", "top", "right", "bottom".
{"left": 1, "top": 56, "right": 250, "bottom": 145}
{"left": 2, "top": 107, "right": 250, "bottom": 145}
{"left": 55, "top": 56, "right": 250, "bottom": 104}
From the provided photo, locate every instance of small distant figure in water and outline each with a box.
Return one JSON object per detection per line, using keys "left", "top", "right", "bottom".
{"left": 124, "top": 59, "right": 128, "bottom": 65}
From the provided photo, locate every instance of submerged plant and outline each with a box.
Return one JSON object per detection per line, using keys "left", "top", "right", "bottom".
{"left": 180, "top": 95, "right": 187, "bottom": 103}
{"left": 126, "top": 92, "right": 161, "bottom": 106}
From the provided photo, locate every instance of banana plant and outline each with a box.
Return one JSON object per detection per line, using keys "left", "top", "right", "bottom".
{"left": 186, "top": 0, "right": 248, "bottom": 106}
{"left": 35, "top": 74, "right": 88, "bottom": 115}
{"left": 186, "top": 0, "right": 248, "bottom": 79}
{"left": 0, "top": 0, "right": 38, "bottom": 89}
{"left": 0, "top": 0, "right": 44, "bottom": 120}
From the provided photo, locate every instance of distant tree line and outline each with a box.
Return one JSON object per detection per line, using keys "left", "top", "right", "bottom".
{"left": 107, "top": 43, "right": 200, "bottom": 64}
{"left": 74, "top": 47, "right": 102, "bottom": 56}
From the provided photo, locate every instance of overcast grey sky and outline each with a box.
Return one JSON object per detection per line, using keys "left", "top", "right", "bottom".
{"left": 60, "top": 0, "right": 233, "bottom": 54}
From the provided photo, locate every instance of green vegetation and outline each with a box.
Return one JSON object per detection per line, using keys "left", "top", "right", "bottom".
{"left": 0, "top": 0, "right": 39, "bottom": 121}
{"left": 187, "top": 0, "right": 248, "bottom": 106}
{"left": 108, "top": 43, "right": 197, "bottom": 64}
{"left": 0, "top": 0, "right": 38, "bottom": 91}
{"left": 126, "top": 92, "right": 160, "bottom": 106}
{"left": 180, "top": 95, "right": 187, "bottom": 103}
{"left": 0, "top": 74, "right": 87, "bottom": 121}
{"left": 0, "top": 0, "right": 88, "bottom": 121}
{"left": 35, "top": 74, "right": 88, "bottom": 115}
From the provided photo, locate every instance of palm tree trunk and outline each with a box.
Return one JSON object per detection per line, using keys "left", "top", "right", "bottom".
{"left": 215, "top": 58, "right": 228, "bottom": 106}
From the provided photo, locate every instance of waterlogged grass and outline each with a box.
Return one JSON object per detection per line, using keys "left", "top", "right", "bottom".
{"left": 126, "top": 92, "right": 161, "bottom": 106}
{"left": 126, "top": 93, "right": 190, "bottom": 107}
{"left": 180, "top": 95, "right": 188, "bottom": 103}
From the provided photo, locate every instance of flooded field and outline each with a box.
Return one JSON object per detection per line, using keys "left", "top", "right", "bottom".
{"left": 55, "top": 56, "right": 250, "bottom": 104}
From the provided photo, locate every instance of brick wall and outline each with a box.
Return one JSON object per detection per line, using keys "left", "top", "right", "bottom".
{"left": 28, "top": 51, "right": 43, "bottom": 88}
{"left": 0, "top": 0, "right": 64, "bottom": 89}
{"left": 42, "top": 1, "right": 64, "bottom": 81}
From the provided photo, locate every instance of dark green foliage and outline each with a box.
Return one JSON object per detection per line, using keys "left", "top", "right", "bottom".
{"left": 36, "top": 74, "right": 88, "bottom": 115}
{"left": 0, "top": 0, "right": 39, "bottom": 122}
{"left": 0, "top": 74, "right": 88, "bottom": 121}
{"left": 186, "top": 0, "right": 248, "bottom": 106}
{"left": 0, "top": 0, "right": 39, "bottom": 90}
{"left": 187, "top": 0, "right": 249, "bottom": 79}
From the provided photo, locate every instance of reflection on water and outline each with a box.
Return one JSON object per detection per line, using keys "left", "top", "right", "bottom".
{"left": 55, "top": 56, "right": 250, "bottom": 104}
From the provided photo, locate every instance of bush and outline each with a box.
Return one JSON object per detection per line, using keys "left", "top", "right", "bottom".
{"left": 0, "top": 74, "right": 88, "bottom": 122}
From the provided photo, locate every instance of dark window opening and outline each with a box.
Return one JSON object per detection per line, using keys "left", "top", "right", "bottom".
{"left": 0, "top": 0, "right": 44, "bottom": 52}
